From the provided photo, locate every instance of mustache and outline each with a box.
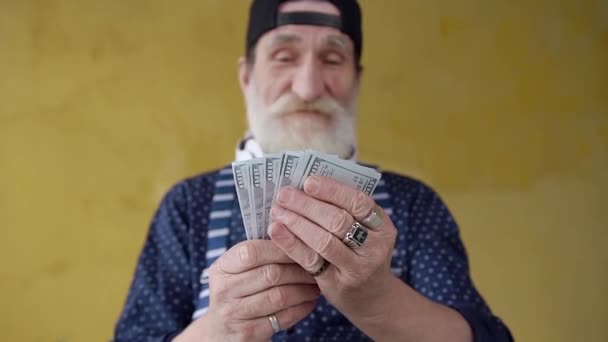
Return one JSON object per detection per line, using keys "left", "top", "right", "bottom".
{"left": 268, "top": 93, "right": 347, "bottom": 118}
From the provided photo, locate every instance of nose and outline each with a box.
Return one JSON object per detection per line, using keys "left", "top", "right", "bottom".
{"left": 291, "top": 58, "right": 325, "bottom": 102}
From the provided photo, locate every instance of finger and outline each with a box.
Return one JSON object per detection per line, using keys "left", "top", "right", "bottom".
{"left": 238, "top": 284, "right": 321, "bottom": 319}
{"left": 275, "top": 187, "right": 356, "bottom": 240}
{"left": 271, "top": 206, "right": 352, "bottom": 267}
{"left": 240, "top": 300, "right": 317, "bottom": 339}
{"left": 269, "top": 300, "right": 317, "bottom": 333}
{"left": 303, "top": 176, "right": 379, "bottom": 223}
{"left": 228, "top": 263, "right": 317, "bottom": 297}
{"left": 215, "top": 240, "right": 295, "bottom": 274}
{"left": 268, "top": 222, "right": 328, "bottom": 275}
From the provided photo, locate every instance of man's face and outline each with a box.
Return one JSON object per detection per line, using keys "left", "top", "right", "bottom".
{"left": 239, "top": 0, "right": 360, "bottom": 158}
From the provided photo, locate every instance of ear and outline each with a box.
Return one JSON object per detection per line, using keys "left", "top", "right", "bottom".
{"left": 350, "top": 65, "right": 363, "bottom": 96}
{"left": 355, "top": 65, "right": 364, "bottom": 83}
{"left": 238, "top": 56, "right": 251, "bottom": 95}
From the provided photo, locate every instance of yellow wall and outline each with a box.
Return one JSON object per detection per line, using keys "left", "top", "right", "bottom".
{"left": 1, "top": 0, "right": 606, "bottom": 341}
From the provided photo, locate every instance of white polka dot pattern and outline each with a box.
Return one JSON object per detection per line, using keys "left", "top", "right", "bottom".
{"left": 113, "top": 167, "right": 513, "bottom": 342}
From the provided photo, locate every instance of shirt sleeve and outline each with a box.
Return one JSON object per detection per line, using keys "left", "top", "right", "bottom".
{"left": 403, "top": 181, "right": 514, "bottom": 342}
{"left": 113, "top": 181, "right": 196, "bottom": 341}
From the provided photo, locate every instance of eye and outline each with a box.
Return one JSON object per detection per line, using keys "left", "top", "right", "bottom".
{"left": 323, "top": 52, "right": 345, "bottom": 65}
{"left": 272, "top": 49, "right": 296, "bottom": 63}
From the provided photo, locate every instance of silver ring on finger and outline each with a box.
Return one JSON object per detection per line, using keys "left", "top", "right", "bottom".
{"left": 268, "top": 313, "right": 281, "bottom": 334}
{"left": 361, "top": 205, "right": 383, "bottom": 229}
{"left": 343, "top": 221, "right": 369, "bottom": 248}
{"left": 310, "top": 259, "right": 330, "bottom": 277}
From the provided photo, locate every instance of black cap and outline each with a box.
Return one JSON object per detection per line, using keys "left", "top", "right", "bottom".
{"left": 246, "top": 0, "right": 363, "bottom": 65}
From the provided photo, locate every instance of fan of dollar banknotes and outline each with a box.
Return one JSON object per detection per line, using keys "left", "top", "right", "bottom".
{"left": 232, "top": 151, "right": 382, "bottom": 240}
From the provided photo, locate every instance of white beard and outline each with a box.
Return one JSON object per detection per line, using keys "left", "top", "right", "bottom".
{"left": 245, "top": 80, "right": 358, "bottom": 159}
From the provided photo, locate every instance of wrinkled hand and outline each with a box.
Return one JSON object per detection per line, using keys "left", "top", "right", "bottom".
{"left": 176, "top": 240, "right": 320, "bottom": 342}
{"left": 268, "top": 176, "right": 397, "bottom": 323}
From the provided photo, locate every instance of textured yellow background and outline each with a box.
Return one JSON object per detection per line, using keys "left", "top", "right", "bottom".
{"left": 1, "top": 0, "right": 606, "bottom": 341}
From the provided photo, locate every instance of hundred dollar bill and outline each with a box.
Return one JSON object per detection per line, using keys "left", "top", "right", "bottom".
{"left": 274, "top": 152, "right": 305, "bottom": 201}
{"left": 232, "top": 161, "right": 254, "bottom": 239}
{"left": 263, "top": 154, "right": 283, "bottom": 231}
{"left": 298, "top": 152, "right": 382, "bottom": 196}
{"left": 288, "top": 151, "right": 314, "bottom": 189}
{"left": 249, "top": 158, "right": 266, "bottom": 239}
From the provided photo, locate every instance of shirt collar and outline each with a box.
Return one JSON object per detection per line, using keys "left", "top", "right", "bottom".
{"left": 235, "top": 133, "right": 264, "bottom": 161}
{"left": 235, "top": 132, "right": 358, "bottom": 162}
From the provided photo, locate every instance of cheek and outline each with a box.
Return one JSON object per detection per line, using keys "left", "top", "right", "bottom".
{"left": 325, "top": 72, "right": 356, "bottom": 105}
{"left": 258, "top": 67, "right": 293, "bottom": 104}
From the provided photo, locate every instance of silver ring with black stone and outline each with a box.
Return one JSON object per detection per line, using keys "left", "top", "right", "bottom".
{"left": 343, "top": 221, "right": 369, "bottom": 248}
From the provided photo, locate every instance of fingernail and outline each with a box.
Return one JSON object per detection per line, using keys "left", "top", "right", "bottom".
{"left": 267, "top": 222, "right": 277, "bottom": 236}
{"left": 304, "top": 177, "right": 319, "bottom": 194}
{"left": 269, "top": 223, "right": 291, "bottom": 242}
{"left": 277, "top": 187, "right": 293, "bottom": 204}
{"left": 270, "top": 206, "right": 285, "bottom": 218}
